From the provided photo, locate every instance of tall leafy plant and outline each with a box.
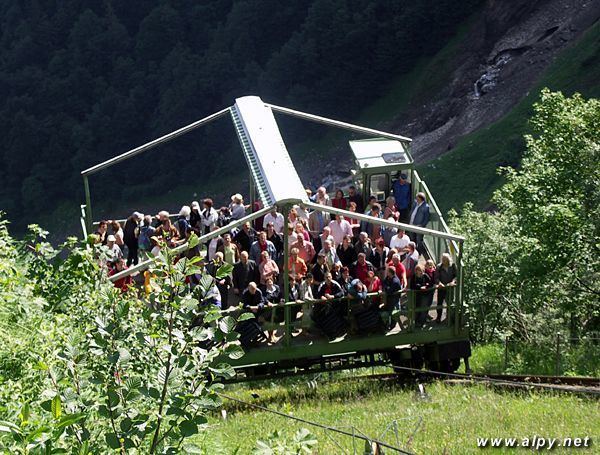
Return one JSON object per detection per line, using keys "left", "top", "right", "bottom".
{"left": 1, "top": 232, "right": 248, "bottom": 453}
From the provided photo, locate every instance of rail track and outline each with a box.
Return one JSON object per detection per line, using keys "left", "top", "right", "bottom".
{"left": 336, "top": 368, "right": 600, "bottom": 395}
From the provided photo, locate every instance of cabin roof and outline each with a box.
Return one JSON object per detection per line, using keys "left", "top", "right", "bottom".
{"left": 349, "top": 138, "right": 413, "bottom": 172}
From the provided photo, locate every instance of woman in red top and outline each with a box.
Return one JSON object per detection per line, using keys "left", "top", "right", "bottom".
{"left": 109, "top": 258, "right": 133, "bottom": 293}
{"left": 331, "top": 189, "right": 347, "bottom": 210}
{"left": 366, "top": 270, "right": 382, "bottom": 306}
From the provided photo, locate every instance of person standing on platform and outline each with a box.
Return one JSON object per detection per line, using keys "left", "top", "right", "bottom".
{"left": 392, "top": 173, "right": 412, "bottom": 223}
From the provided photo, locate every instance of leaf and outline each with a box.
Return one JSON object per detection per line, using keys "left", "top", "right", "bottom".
{"left": 188, "top": 233, "right": 200, "bottom": 250}
{"left": 97, "top": 405, "right": 110, "bottom": 417}
{"left": 148, "top": 387, "right": 161, "bottom": 399}
{"left": 203, "top": 310, "right": 221, "bottom": 324}
{"left": 55, "top": 413, "right": 86, "bottom": 430}
{"left": 179, "top": 419, "right": 198, "bottom": 437}
{"left": 107, "top": 389, "right": 120, "bottom": 408}
{"left": 216, "top": 263, "right": 233, "bottom": 279}
{"left": 105, "top": 432, "right": 121, "bottom": 449}
{"left": 118, "top": 348, "right": 131, "bottom": 364}
{"left": 193, "top": 414, "right": 208, "bottom": 425}
{"left": 199, "top": 274, "right": 214, "bottom": 292}
{"left": 166, "top": 406, "right": 185, "bottom": 416}
{"left": 224, "top": 344, "right": 245, "bottom": 360}
{"left": 19, "top": 402, "right": 30, "bottom": 425}
{"left": 120, "top": 417, "right": 132, "bottom": 433}
{"left": 237, "top": 312, "right": 255, "bottom": 321}
{"left": 219, "top": 316, "right": 236, "bottom": 334}
{"left": 209, "top": 363, "right": 236, "bottom": 379}
{"left": 125, "top": 377, "right": 142, "bottom": 392}
{"left": 51, "top": 395, "right": 62, "bottom": 419}
{"left": 197, "top": 394, "right": 222, "bottom": 409}
{"left": 0, "top": 420, "right": 22, "bottom": 435}
{"left": 78, "top": 441, "right": 90, "bottom": 455}
{"left": 175, "top": 257, "right": 188, "bottom": 274}
{"left": 157, "top": 366, "right": 169, "bottom": 384}
{"left": 181, "top": 443, "right": 204, "bottom": 454}
{"left": 294, "top": 428, "right": 318, "bottom": 447}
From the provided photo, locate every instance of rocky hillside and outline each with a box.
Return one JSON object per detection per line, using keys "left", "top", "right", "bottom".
{"left": 396, "top": 0, "right": 600, "bottom": 162}
{"left": 293, "top": 0, "right": 599, "bottom": 212}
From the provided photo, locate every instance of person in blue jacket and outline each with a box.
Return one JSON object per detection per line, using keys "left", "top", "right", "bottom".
{"left": 392, "top": 173, "right": 412, "bottom": 223}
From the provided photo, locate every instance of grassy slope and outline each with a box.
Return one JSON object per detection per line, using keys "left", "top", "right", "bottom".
{"left": 418, "top": 22, "right": 600, "bottom": 213}
{"left": 196, "top": 379, "right": 599, "bottom": 453}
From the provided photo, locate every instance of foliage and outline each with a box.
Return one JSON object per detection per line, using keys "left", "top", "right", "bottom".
{"left": 464, "top": 340, "right": 600, "bottom": 377}
{"left": 449, "top": 90, "right": 600, "bottom": 342}
{"left": 254, "top": 428, "right": 318, "bottom": 455}
{"left": 0, "top": 224, "right": 245, "bottom": 453}
{"left": 24, "top": 225, "right": 105, "bottom": 312}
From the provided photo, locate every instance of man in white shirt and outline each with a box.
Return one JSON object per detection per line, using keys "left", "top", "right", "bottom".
{"left": 389, "top": 229, "right": 410, "bottom": 253}
{"left": 328, "top": 215, "right": 353, "bottom": 246}
{"left": 263, "top": 207, "right": 285, "bottom": 234}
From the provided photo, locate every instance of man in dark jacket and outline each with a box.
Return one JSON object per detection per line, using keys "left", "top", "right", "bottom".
{"left": 265, "top": 222, "right": 283, "bottom": 262}
{"left": 311, "top": 254, "right": 329, "bottom": 290}
{"left": 123, "top": 212, "right": 143, "bottom": 266}
{"left": 233, "top": 221, "right": 256, "bottom": 253}
{"left": 382, "top": 267, "right": 402, "bottom": 311}
{"left": 409, "top": 192, "right": 430, "bottom": 254}
{"left": 233, "top": 251, "right": 259, "bottom": 297}
{"left": 347, "top": 185, "right": 364, "bottom": 213}
{"left": 316, "top": 272, "right": 345, "bottom": 300}
{"left": 240, "top": 282, "right": 266, "bottom": 315}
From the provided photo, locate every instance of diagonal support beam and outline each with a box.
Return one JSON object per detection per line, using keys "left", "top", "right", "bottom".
{"left": 81, "top": 107, "right": 231, "bottom": 176}
{"left": 266, "top": 103, "right": 412, "bottom": 143}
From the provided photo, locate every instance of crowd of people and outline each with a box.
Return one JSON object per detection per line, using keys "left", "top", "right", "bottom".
{"left": 93, "top": 174, "right": 457, "bottom": 340}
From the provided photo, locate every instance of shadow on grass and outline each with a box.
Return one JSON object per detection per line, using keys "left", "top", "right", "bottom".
{"left": 221, "top": 376, "right": 415, "bottom": 414}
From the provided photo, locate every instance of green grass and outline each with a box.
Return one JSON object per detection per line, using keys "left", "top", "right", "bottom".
{"left": 194, "top": 379, "right": 599, "bottom": 453}
{"left": 419, "top": 21, "right": 600, "bottom": 214}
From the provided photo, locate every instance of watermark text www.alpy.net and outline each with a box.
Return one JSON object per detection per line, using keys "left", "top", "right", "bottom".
{"left": 477, "top": 436, "right": 592, "bottom": 450}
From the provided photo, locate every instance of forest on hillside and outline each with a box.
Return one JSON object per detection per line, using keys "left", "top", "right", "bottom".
{"left": 0, "top": 0, "right": 482, "bottom": 232}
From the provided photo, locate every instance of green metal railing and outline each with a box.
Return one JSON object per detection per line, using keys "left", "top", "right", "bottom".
{"left": 411, "top": 170, "right": 459, "bottom": 264}
{"left": 206, "top": 285, "right": 461, "bottom": 349}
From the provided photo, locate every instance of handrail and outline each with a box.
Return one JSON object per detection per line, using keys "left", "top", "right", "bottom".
{"left": 91, "top": 212, "right": 180, "bottom": 227}
{"left": 108, "top": 205, "right": 273, "bottom": 282}
{"left": 303, "top": 200, "right": 464, "bottom": 242}
{"left": 197, "top": 284, "right": 457, "bottom": 315}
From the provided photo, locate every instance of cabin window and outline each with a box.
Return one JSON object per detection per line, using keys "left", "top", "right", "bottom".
{"left": 369, "top": 174, "right": 388, "bottom": 202}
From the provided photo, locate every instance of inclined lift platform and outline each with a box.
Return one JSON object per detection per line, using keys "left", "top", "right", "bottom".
{"left": 80, "top": 96, "right": 469, "bottom": 377}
